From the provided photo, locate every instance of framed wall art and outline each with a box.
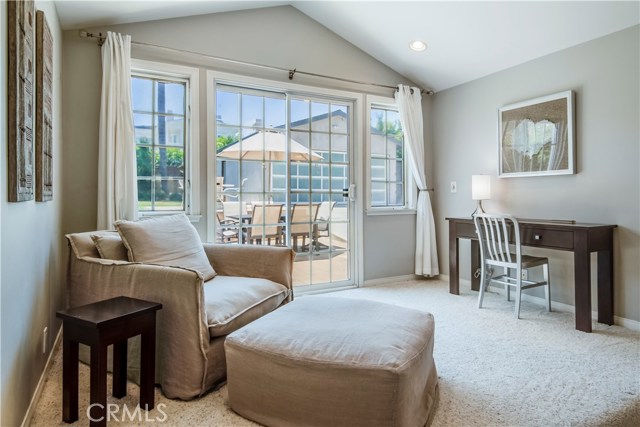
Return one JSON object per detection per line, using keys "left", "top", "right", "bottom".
{"left": 498, "top": 90, "right": 575, "bottom": 178}
{"left": 36, "top": 10, "right": 53, "bottom": 201}
{"left": 8, "top": 0, "right": 36, "bottom": 202}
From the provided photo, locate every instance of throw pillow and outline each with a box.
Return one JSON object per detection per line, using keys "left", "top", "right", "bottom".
{"left": 114, "top": 214, "right": 216, "bottom": 280}
{"left": 90, "top": 233, "right": 129, "bottom": 261}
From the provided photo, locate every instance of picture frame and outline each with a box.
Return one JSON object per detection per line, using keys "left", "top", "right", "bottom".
{"left": 36, "top": 10, "right": 53, "bottom": 202}
{"left": 7, "top": 0, "right": 36, "bottom": 202}
{"left": 498, "top": 90, "right": 575, "bottom": 178}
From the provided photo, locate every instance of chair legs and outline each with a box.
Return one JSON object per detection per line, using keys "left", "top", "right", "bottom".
{"left": 477, "top": 264, "right": 487, "bottom": 309}
{"left": 478, "top": 263, "right": 551, "bottom": 319}
{"left": 543, "top": 263, "right": 552, "bottom": 312}
{"left": 515, "top": 264, "right": 551, "bottom": 319}
{"left": 514, "top": 277, "right": 523, "bottom": 319}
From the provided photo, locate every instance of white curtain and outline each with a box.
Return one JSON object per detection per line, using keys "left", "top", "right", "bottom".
{"left": 395, "top": 85, "right": 439, "bottom": 276}
{"left": 97, "top": 32, "right": 137, "bottom": 229}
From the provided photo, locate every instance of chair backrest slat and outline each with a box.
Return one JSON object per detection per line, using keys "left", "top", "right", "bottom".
{"left": 473, "top": 213, "right": 521, "bottom": 268}
{"left": 501, "top": 219, "right": 512, "bottom": 263}
{"left": 494, "top": 217, "right": 508, "bottom": 262}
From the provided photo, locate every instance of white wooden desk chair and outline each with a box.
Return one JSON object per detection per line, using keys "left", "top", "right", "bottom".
{"left": 473, "top": 213, "right": 552, "bottom": 318}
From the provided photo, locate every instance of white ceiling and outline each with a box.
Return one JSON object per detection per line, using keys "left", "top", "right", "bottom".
{"left": 54, "top": 0, "right": 640, "bottom": 92}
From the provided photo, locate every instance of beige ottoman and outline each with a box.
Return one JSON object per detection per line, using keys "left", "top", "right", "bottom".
{"left": 225, "top": 296, "right": 438, "bottom": 427}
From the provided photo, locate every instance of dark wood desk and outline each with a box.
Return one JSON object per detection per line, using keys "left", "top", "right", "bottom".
{"left": 445, "top": 217, "right": 617, "bottom": 333}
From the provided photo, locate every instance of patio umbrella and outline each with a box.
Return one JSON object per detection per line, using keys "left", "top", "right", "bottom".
{"left": 217, "top": 130, "right": 323, "bottom": 161}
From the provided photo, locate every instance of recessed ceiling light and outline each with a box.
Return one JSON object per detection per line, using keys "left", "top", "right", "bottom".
{"left": 409, "top": 40, "right": 427, "bottom": 52}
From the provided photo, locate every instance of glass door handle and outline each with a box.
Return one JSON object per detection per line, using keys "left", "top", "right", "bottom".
{"left": 342, "top": 184, "right": 356, "bottom": 202}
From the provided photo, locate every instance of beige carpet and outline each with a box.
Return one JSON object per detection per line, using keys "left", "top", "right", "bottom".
{"left": 31, "top": 279, "right": 640, "bottom": 427}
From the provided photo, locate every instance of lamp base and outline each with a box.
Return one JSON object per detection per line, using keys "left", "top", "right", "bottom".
{"left": 471, "top": 200, "right": 485, "bottom": 218}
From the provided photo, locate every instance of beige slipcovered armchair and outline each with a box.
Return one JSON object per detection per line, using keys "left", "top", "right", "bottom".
{"left": 65, "top": 230, "right": 294, "bottom": 400}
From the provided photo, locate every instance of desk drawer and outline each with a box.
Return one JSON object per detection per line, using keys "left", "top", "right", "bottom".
{"left": 521, "top": 228, "right": 573, "bottom": 250}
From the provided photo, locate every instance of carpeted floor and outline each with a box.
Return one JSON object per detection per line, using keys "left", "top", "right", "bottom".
{"left": 31, "top": 279, "right": 640, "bottom": 426}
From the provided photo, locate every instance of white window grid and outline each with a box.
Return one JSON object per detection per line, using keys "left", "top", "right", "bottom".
{"left": 132, "top": 74, "right": 189, "bottom": 213}
{"left": 367, "top": 100, "right": 410, "bottom": 212}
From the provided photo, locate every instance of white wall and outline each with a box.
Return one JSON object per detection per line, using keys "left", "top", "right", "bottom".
{"left": 61, "top": 5, "right": 419, "bottom": 281}
{"left": 431, "top": 26, "right": 640, "bottom": 322}
{"left": 0, "top": 1, "right": 65, "bottom": 425}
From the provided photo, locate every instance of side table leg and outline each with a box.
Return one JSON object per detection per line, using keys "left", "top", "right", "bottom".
{"left": 140, "top": 323, "right": 156, "bottom": 410}
{"left": 89, "top": 344, "right": 108, "bottom": 427}
{"left": 62, "top": 334, "right": 79, "bottom": 423}
{"left": 113, "top": 339, "right": 128, "bottom": 398}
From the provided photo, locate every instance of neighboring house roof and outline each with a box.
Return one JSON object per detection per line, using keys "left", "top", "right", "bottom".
{"left": 138, "top": 108, "right": 401, "bottom": 154}
{"left": 217, "top": 109, "right": 349, "bottom": 154}
{"left": 280, "top": 109, "right": 348, "bottom": 130}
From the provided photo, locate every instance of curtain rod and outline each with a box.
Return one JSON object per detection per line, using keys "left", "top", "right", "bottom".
{"left": 79, "top": 31, "right": 435, "bottom": 96}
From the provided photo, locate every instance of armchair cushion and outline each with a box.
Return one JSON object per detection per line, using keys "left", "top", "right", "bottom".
{"left": 115, "top": 214, "right": 216, "bottom": 281}
{"left": 91, "top": 233, "right": 128, "bottom": 261}
{"left": 204, "top": 276, "right": 289, "bottom": 338}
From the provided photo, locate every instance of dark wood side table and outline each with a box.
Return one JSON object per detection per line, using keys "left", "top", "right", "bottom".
{"left": 445, "top": 217, "right": 616, "bottom": 333}
{"left": 56, "top": 296, "right": 162, "bottom": 427}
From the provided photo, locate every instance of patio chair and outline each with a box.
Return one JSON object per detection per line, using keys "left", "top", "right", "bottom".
{"left": 247, "top": 204, "right": 284, "bottom": 245}
{"left": 312, "top": 201, "right": 336, "bottom": 250}
{"left": 215, "top": 211, "right": 239, "bottom": 243}
{"left": 222, "top": 178, "right": 248, "bottom": 201}
{"left": 290, "top": 203, "right": 320, "bottom": 251}
{"left": 223, "top": 201, "right": 248, "bottom": 223}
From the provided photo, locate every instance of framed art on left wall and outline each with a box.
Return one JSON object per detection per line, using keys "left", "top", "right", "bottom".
{"left": 8, "top": 0, "right": 36, "bottom": 202}
{"left": 36, "top": 9, "right": 54, "bottom": 201}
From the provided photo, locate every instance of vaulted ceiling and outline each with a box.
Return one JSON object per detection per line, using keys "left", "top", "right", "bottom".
{"left": 54, "top": 1, "right": 640, "bottom": 92}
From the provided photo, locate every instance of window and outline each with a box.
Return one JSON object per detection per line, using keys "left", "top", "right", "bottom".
{"left": 367, "top": 97, "right": 410, "bottom": 212}
{"left": 131, "top": 60, "right": 199, "bottom": 216}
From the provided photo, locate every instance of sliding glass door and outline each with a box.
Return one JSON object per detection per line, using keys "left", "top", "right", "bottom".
{"left": 214, "top": 84, "right": 354, "bottom": 289}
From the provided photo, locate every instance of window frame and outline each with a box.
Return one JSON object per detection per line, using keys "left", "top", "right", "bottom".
{"left": 365, "top": 95, "right": 414, "bottom": 215}
{"left": 131, "top": 59, "right": 200, "bottom": 220}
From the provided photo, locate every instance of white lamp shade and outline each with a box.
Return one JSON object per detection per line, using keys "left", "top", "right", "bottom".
{"left": 472, "top": 175, "right": 491, "bottom": 200}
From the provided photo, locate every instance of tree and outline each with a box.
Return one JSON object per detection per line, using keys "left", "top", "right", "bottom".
{"left": 217, "top": 134, "right": 238, "bottom": 151}
{"left": 374, "top": 113, "right": 403, "bottom": 140}
{"left": 374, "top": 113, "right": 404, "bottom": 158}
{"left": 136, "top": 138, "right": 153, "bottom": 177}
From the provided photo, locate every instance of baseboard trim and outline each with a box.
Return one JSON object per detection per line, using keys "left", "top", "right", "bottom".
{"left": 362, "top": 274, "right": 419, "bottom": 287}
{"left": 441, "top": 275, "right": 640, "bottom": 332}
{"left": 21, "top": 327, "right": 62, "bottom": 427}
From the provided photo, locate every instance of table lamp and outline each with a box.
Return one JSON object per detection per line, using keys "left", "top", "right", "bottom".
{"left": 471, "top": 174, "right": 491, "bottom": 216}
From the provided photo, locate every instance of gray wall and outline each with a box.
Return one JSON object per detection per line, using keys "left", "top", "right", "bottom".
{"left": 431, "top": 26, "right": 639, "bottom": 322}
{"left": 0, "top": 2, "right": 65, "bottom": 426}
{"left": 61, "top": 5, "right": 418, "bottom": 281}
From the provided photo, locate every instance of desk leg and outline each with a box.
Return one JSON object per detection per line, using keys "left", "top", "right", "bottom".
{"left": 574, "top": 231, "right": 592, "bottom": 333}
{"left": 62, "top": 333, "right": 78, "bottom": 423}
{"left": 113, "top": 339, "right": 127, "bottom": 398}
{"left": 449, "top": 221, "right": 459, "bottom": 295}
{"left": 89, "top": 344, "right": 108, "bottom": 427}
{"left": 471, "top": 240, "right": 480, "bottom": 291}
{"left": 140, "top": 320, "right": 156, "bottom": 410}
{"left": 597, "top": 248, "right": 614, "bottom": 325}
